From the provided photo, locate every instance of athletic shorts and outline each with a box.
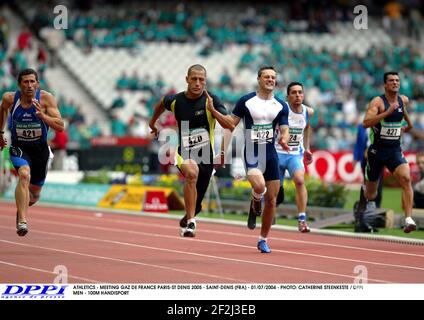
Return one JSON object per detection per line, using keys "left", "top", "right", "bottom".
{"left": 277, "top": 152, "right": 305, "bottom": 183}
{"left": 243, "top": 145, "right": 280, "bottom": 181}
{"left": 9, "top": 143, "right": 50, "bottom": 186}
{"left": 365, "top": 145, "right": 407, "bottom": 182}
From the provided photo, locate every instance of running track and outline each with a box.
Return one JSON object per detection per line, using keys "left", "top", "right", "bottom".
{"left": 0, "top": 201, "right": 423, "bottom": 284}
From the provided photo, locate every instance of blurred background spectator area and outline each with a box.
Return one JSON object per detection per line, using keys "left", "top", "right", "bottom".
{"left": 0, "top": 0, "right": 423, "bottom": 174}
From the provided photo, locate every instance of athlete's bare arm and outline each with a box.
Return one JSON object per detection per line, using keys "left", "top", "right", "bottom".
{"left": 231, "top": 115, "right": 241, "bottom": 127}
{"left": 0, "top": 92, "right": 14, "bottom": 149}
{"left": 303, "top": 107, "right": 314, "bottom": 151}
{"left": 36, "top": 91, "right": 64, "bottom": 132}
{"left": 205, "top": 90, "right": 235, "bottom": 131}
{"left": 213, "top": 115, "right": 241, "bottom": 168}
{"left": 224, "top": 114, "right": 241, "bottom": 148}
{"left": 401, "top": 95, "right": 413, "bottom": 133}
{"left": 149, "top": 99, "right": 166, "bottom": 137}
{"left": 0, "top": 92, "right": 13, "bottom": 130}
{"left": 304, "top": 107, "right": 314, "bottom": 164}
{"left": 363, "top": 96, "right": 396, "bottom": 128}
{"left": 278, "top": 125, "right": 290, "bottom": 151}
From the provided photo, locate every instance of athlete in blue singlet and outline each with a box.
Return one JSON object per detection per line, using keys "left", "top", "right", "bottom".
{"left": 0, "top": 68, "right": 65, "bottom": 236}
{"left": 360, "top": 71, "right": 416, "bottom": 233}
{"left": 274, "top": 82, "right": 314, "bottom": 233}
{"left": 231, "top": 66, "right": 289, "bottom": 253}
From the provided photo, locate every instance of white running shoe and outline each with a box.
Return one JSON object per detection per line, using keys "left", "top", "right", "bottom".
{"left": 17, "top": 222, "right": 28, "bottom": 237}
{"left": 183, "top": 222, "right": 196, "bottom": 237}
{"left": 404, "top": 217, "right": 416, "bottom": 233}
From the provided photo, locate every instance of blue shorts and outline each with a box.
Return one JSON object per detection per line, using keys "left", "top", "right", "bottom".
{"left": 366, "top": 145, "right": 407, "bottom": 182}
{"left": 277, "top": 152, "right": 305, "bottom": 183}
{"left": 243, "top": 145, "right": 280, "bottom": 181}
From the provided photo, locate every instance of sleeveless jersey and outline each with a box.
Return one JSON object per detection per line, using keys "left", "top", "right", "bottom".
{"left": 369, "top": 95, "right": 404, "bottom": 149}
{"left": 162, "top": 91, "right": 228, "bottom": 161}
{"left": 9, "top": 89, "right": 49, "bottom": 146}
{"left": 275, "top": 103, "right": 309, "bottom": 155}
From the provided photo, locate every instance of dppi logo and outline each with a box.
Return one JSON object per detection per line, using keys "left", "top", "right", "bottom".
{"left": 2, "top": 285, "right": 67, "bottom": 299}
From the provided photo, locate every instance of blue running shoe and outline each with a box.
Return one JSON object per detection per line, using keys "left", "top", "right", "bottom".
{"left": 257, "top": 240, "right": 271, "bottom": 253}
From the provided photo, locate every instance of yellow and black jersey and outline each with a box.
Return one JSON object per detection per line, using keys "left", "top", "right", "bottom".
{"left": 163, "top": 91, "right": 228, "bottom": 166}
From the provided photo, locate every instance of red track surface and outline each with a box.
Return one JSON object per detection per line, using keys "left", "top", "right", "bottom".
{"left": 0, "top": 201, "right": 423, "bottom": 284}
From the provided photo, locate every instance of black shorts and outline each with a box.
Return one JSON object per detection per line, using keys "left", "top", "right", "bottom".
{"left": 9, "top": 144, "right": 50, "bottom": 186}
{"left": 365, "top": 145, "right": 407, "bottom": 182}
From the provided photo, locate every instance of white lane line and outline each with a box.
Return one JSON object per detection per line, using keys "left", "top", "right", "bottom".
{"left": 0, "top": 207, "right": 424, "bottom": 258}
{"left": 14, "top": 208, "right": 424, "bottom": 258}
{"left": 2, "top": 217, "right": 423, "bottom": 274}
{"left": 0, "top": 230, "right": 391, "bottom": 283}
{"left": 39, "top": 220, "right": 424, "bottom": 271}
{"left": 0, "top": 239, "right": 246, "bottom": 283}
{"left": 0, "top": 260, "right": 100, "bottom": 283}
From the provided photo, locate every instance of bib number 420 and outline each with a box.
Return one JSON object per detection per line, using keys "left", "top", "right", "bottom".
{"left": 189, "top": 135, "right": 203, "bottom": 146}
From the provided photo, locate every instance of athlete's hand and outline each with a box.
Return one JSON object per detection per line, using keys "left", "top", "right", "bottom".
{"left": 33, "top": 99, "right": 46, "bottom": 120}
{"left": 205, "top": 90, "right": 215, "bottom": 113}
{"left": 402, "top": 125, "right": 412, "bottom": 133}
{"left": 304, "top": 149, "right": 313, "bottom": 165}
{"left": 278, "top": 137, "right": 290, "bottom": 152}
{"left": 0, "top": 134, "right": 7, "bottom": 150}
{"left": 387, "top": 102, "right": 400, "bottom": 115}
{"left": 149, "top": 121, "right": 158, "bottom": 138}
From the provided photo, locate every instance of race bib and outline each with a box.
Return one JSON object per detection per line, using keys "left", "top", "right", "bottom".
{"left": 16, "top": 122, "right": 42, "bottom": 141}
{"left": 182, "top": 128, "right": 210, "bottom": 149}
{"left": 288, "top": 127, "right": 303, "bottom": 147}
{"left": 251, "top": 123, "right": 273, "bottom": 144}
{"left": 381, "top": 122, "right": 401, "bottom": 140}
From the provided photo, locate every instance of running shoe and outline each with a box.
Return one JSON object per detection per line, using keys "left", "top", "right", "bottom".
{"left": 404, "top": 219, "right": 417, "bottom": 233}
{"left": 16, "top": 222, "right": 28, "bottom": 237}
{"left": 179, "top": 204, "right": 201, "bottom": 228}
{"left": 179, "top": 215, "right": 188, "bottom": 228}
{"left": 16, "top": 210, "right": 28, "bottom": 236}
{"left": 183, "top": 222, "right": 196, "bottom": 237}
{"left": 298, "top": 220, "right": 310, "bottom": 233}
{"left": 257, "top": 240, "right": 271, "bottom": 253}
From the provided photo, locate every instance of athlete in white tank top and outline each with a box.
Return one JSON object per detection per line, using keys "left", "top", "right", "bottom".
{"left": 276, "top": 82, "right": 314, "bottom": 233}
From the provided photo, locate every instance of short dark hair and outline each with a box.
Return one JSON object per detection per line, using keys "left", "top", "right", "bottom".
{"left": 383, "top": 71, "right": 399, "bottom": 83}
{"left": 17, "top": 68, "right": 39, "bottom": 83}
{"left": 187, "top": 64, "right": 206, "bottom": 76}
{"left": 257, "top": 66, "right": 276, "bottom": 77}
{"left": 287, "top": 82, "right": 303, "bottom": 95}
